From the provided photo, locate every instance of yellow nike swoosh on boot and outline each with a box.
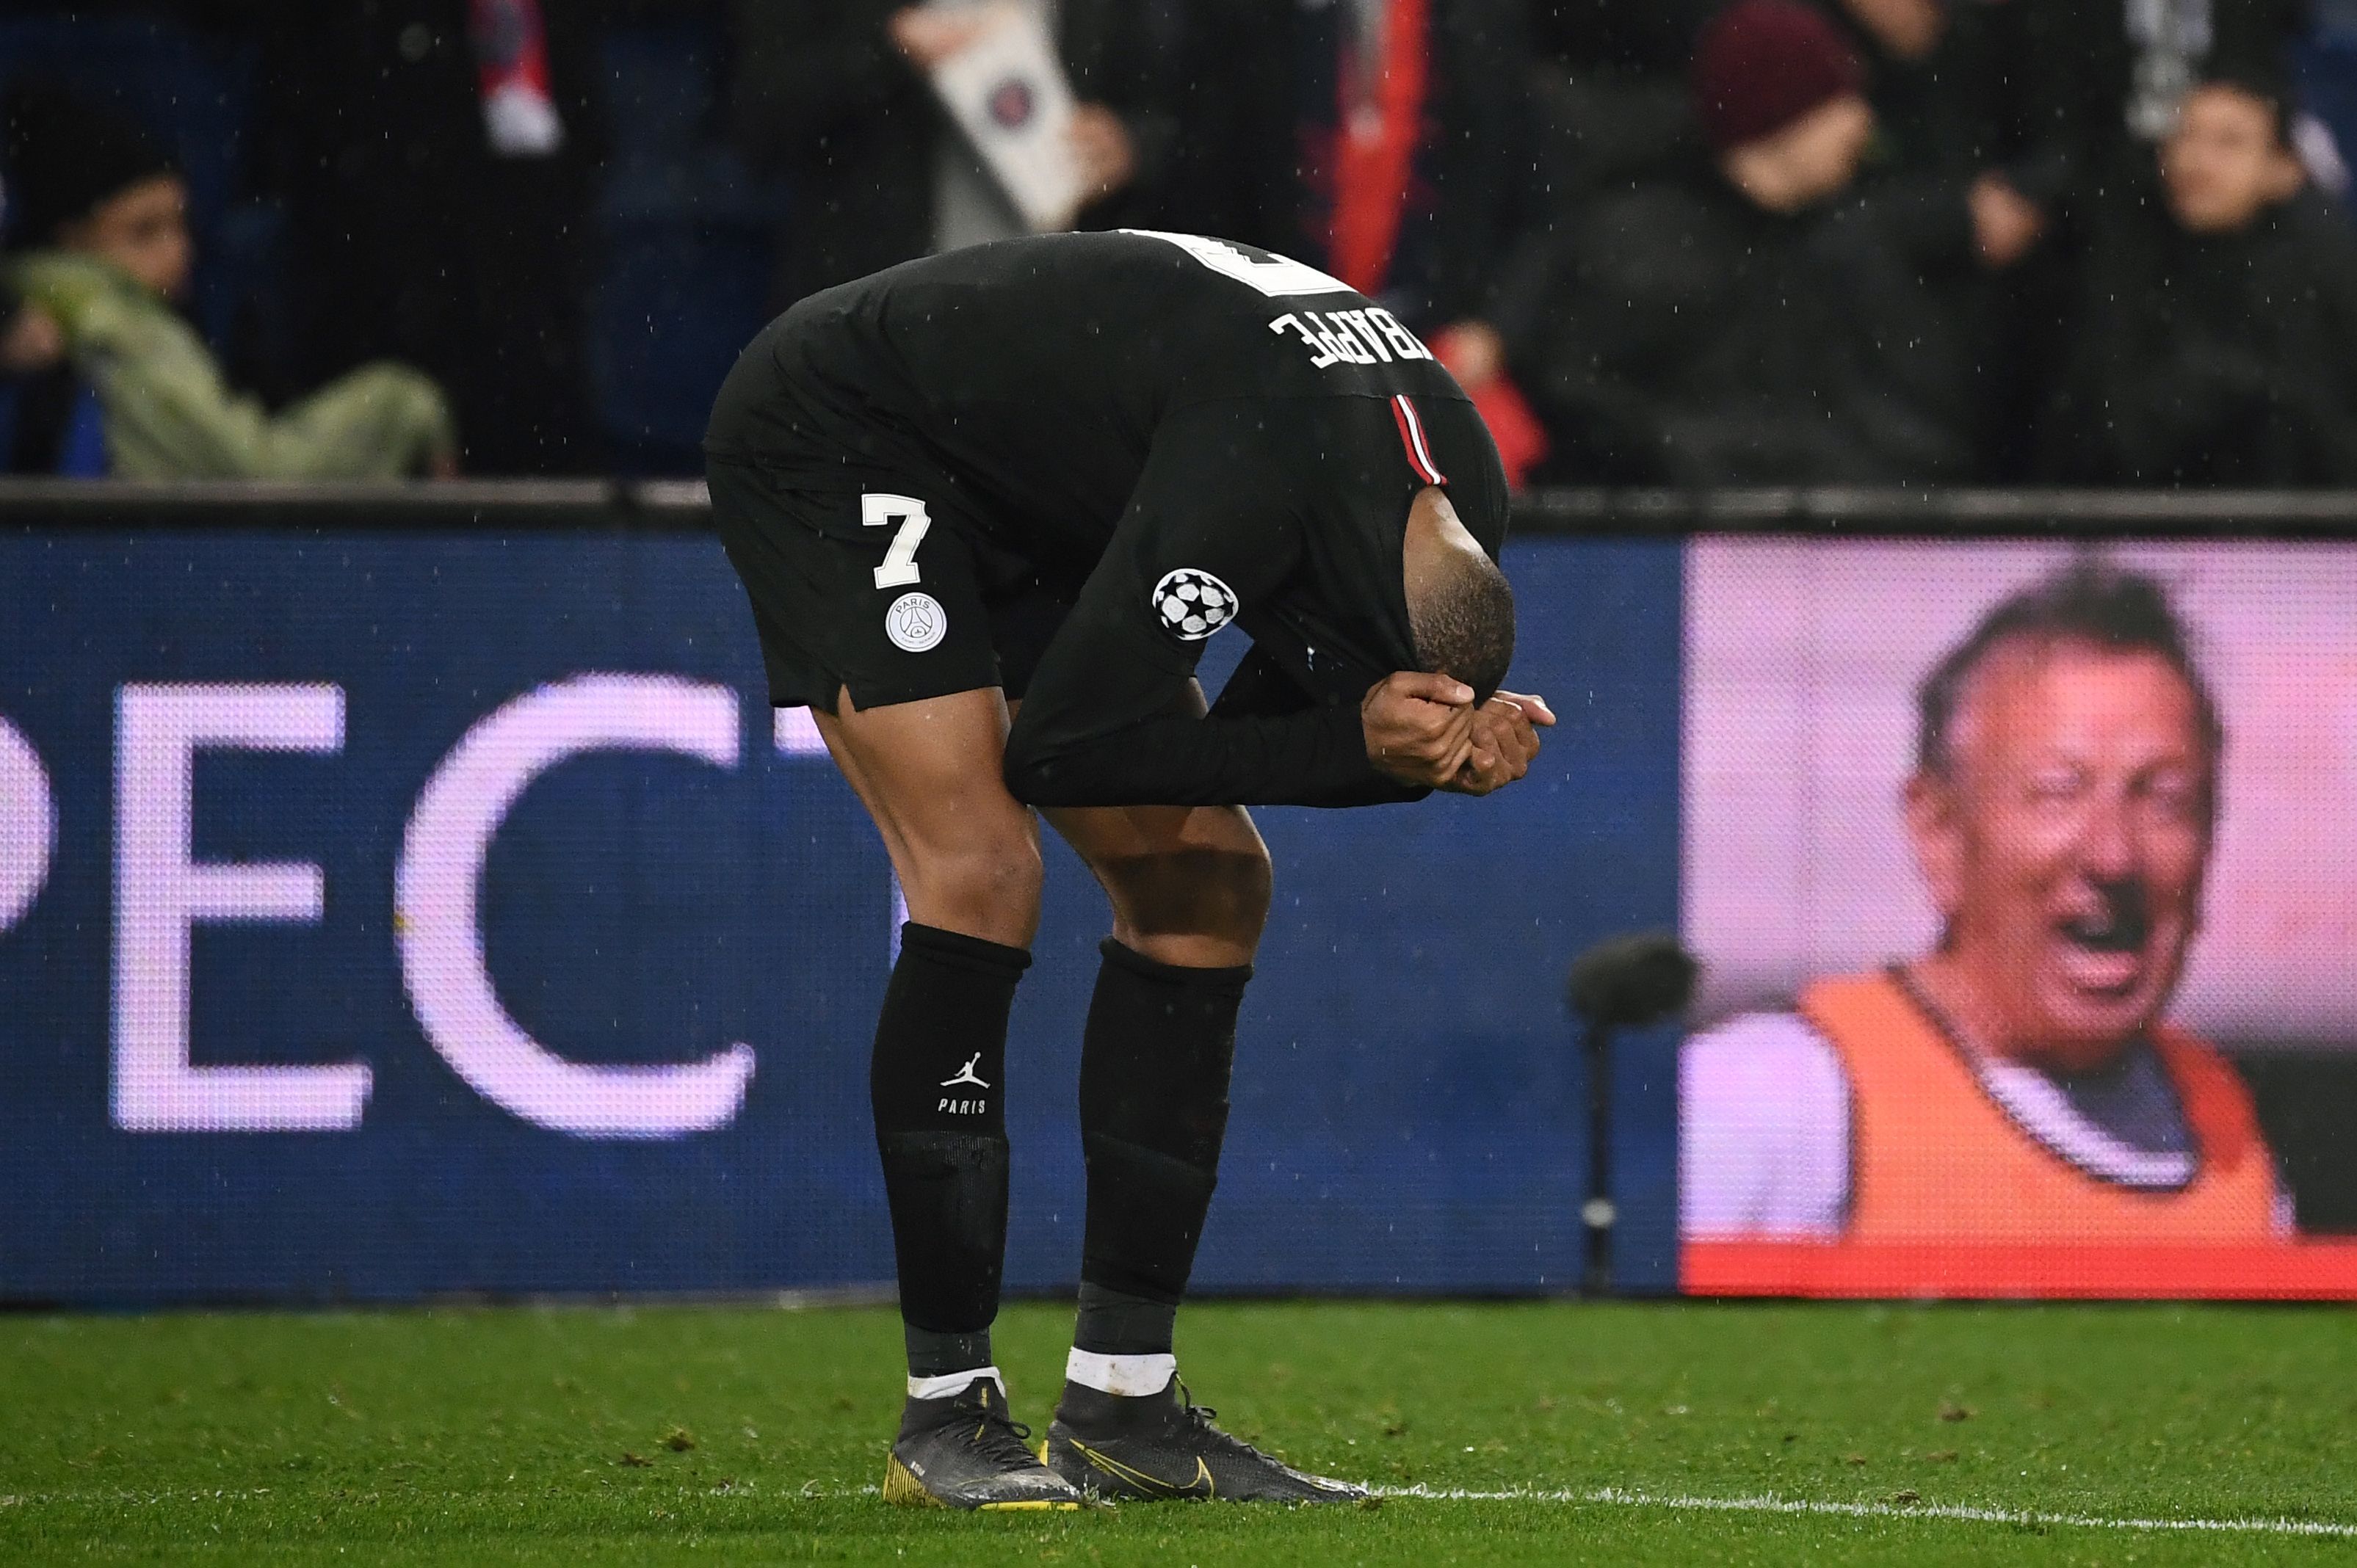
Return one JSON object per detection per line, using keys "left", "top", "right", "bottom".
{"left": 1068, "top": 1440, "right": 1214, "bottom": 1498}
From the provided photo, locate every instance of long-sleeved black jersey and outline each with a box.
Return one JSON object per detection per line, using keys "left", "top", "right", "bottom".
{"left": 704, "top": 230, "right": 1508, "bottom": 808}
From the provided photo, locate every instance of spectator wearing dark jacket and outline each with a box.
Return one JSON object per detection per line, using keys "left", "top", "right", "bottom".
{"left": 253, "top": 0, "right": 606, "bottom": 474}
{"left": 1957, "top": 0, "right": 2310, "bottom": 222}
{"left": 1494, "top": 0, "right": 1998, "bottom": 484}
{"left": 1524, "top": 0, "right": 1984, "bottom": 195}
{"left": 1806, "top": 0, "right": 1955, "bottom": 171}
{"left": 729, "top": 0, "right": 1532, "bottom": 329}
{"left": 1276, "top": 0, "right": 1535, "bottom": 329}
{"left": 728, "top": 0, "right": 1158, "bottom": 311}
{"left": 731, "top": 0, "right": 1545, "bottom": 466}
{"left": 1523, "top": 1, "right": 1712, "bottom": 208}
{"left": 2043, "top": 73, "right": 2357, "bottom": 484}
{"left": 1201, "top": 0, "right": 1543, "bottom": 477}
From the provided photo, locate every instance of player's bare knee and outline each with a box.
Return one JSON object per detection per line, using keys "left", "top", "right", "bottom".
{"left": 948, "top": 833, "right": 1046, "bottom": 908}
{"left": 1100, "top": 844, "right": 1272, "bottom": 949}
{"left": 902, "top": 832, "right": 1045, "bottom": 940}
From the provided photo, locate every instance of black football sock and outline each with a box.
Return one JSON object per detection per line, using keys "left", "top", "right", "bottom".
{"left": 1072, "top": 1280, "right": 1178, "bottom": 1357}
{"left": 904, "top": 1326, "right": 996, "bottom": 1382}
{"left": 871, "top": 921, "right": 1029, "bottom": 1382}
{"left": 1072, "top": 939, "right": 1248, "bottom": 1371}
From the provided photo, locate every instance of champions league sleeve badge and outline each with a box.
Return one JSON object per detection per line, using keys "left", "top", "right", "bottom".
{"left": 1152, "top": 569, "right": 1239, "bottom": 641}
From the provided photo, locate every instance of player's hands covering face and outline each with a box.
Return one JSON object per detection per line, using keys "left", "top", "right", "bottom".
{"left": 1364, "top": 677, "right": 1555, "bottom": 792}
{"left": 1449, "top": 691, "right": 1556, "bottom": 795}
{"left": 1363, "top": 672, "right": 1476, "bottom": 786}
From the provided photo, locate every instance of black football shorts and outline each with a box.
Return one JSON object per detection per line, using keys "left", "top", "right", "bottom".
{"left": 708, "top": 457, "right": 1076, "bottom": 714}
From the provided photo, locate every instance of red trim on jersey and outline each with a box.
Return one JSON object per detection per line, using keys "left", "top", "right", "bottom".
{"left": 1391, "top": 394, "right": 1447, "bottom": 486}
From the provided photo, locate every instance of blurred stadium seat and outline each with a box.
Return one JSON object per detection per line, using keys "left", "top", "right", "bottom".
{"left": 54, "top": 380, "right": 106, "bottom": 476}
{"left": 0, "top": 374, "right": 104, "bottom": 476}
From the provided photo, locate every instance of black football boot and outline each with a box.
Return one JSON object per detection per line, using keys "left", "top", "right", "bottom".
{"left": 883, "top": 1375, "right": 1084, "bottom": 1510}
{"left": 1046, "top": 1375, "right": 1368, "bottom": 1503}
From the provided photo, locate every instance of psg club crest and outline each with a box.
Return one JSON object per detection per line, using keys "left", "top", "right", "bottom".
{"left": 1152, "top": 568, "right": 1239, "bottom": 641}
{"left": 986, "top": 77, "right": 1036, "bottom": 129}
{"left": 886, "top": 591, "right": 948, "bottom": 653}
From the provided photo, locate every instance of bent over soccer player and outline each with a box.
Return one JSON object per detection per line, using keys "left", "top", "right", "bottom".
{"left": 705, "top": 230, "right": 1552, "bottom": 1509}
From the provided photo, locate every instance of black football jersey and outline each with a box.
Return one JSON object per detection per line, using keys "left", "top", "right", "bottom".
{"left": 705, "top": 229, "right": 1508, "bottom": 807}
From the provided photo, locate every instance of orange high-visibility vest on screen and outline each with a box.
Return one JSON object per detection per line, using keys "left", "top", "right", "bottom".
{"left": 1798, "top": 972, "right": 2278, "bottom": 1242}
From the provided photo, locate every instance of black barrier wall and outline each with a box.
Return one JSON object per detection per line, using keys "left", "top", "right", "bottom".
{"left": 18, "top": 478, "right": 2357, "bottom": 534}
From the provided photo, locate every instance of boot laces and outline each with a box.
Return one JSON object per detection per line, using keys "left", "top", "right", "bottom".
{"left": 961, "top": 1392, "right": 1042, "bottom": 1472}
{"left": 1173, "top": 1381, "right": 1264, "bottom": 1462}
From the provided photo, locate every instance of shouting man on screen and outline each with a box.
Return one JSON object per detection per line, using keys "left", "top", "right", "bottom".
{"left": 1684, "top": 565, "right": 2284, "bottom": 1242}
{"left": 704, "top": 231, "right": 1551, "bottom": 1508}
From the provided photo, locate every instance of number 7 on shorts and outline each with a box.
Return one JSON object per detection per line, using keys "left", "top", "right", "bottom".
{"left": 864, "top": 494, "right": 933, "bottom": 589}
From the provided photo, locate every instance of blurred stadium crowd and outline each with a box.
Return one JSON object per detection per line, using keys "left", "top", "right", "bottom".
{"left": 5, "top": 0, "right": 2357, "bottom": 487}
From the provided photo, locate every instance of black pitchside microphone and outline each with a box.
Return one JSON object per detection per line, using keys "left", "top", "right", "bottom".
{"left": 1565, "top": 932, "right": 1700, "bottom": 1295}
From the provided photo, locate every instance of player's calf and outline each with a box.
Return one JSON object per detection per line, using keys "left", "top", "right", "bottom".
{"left": 871, "top": 923, "right": 1028, "bottom": 1384}
{"left": 1046, "top": 941, "right": 1367, "bottom": 1504}
{"left": 1050, "top": 940, "right": 1247, "bottom": 1403}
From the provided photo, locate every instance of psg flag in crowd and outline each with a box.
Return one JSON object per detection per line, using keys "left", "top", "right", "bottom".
{"left": 924, "top": 3, "right": 1085, "bottom": 231}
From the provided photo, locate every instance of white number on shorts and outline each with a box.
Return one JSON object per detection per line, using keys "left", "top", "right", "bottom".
{"left": 862, "top": 494, "right": 933, "bottom": 589}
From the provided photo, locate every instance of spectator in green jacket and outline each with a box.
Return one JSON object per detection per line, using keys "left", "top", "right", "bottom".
{"left": 3, "top": 84, "right": 457, "bottom": 479}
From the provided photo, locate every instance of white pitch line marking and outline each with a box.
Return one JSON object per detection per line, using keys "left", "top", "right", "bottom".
{"left": 1373, "top": 1484, "right": 2357, "bottom": 1540}
{"left": 10, "top": 1481, "right": 2353, "bottom": 1540}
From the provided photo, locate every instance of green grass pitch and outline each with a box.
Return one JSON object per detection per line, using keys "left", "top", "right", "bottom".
{"left": 4, "top": 1299, "right": 2353, "bottom": 1564}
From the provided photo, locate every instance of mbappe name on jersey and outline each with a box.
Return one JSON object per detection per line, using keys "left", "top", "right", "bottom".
{"left": 1267, "top": 307, "right": 1434, "bottom": 371}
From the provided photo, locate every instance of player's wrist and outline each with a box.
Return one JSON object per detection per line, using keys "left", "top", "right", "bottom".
{"left": 1361, "top": 675, "right": 1472, "bottom": 787}
{"left": 1359, "top": 679, "right": 1413, "bottom": 783}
